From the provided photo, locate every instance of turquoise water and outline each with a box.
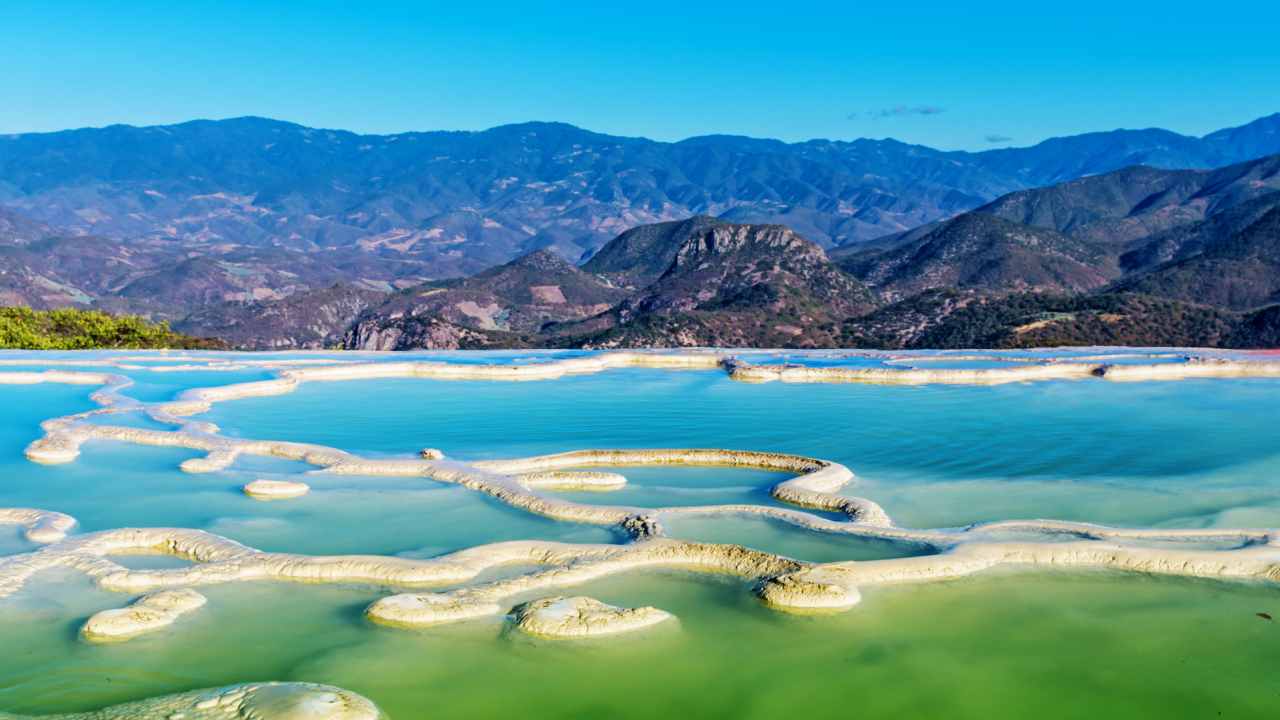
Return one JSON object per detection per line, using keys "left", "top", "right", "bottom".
{"left": 115, "top": 368, "right": 278, "bottom": 403}
{"left": 206, "top": 370, "right": 1280, "bottom": 529}
{"left": 554, "top": 467, "right": 794, "bottom": 509}
{"left": 0, "top": 382, "right": 616, "bottom": 556}
{"left": 2, "top": 350, "right": 1280, "bottom": 718}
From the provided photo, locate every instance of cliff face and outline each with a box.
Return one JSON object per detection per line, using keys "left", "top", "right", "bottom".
{"left": 344, "top": 315, "right": 527, "bottom": 351}
{"left": 580, "top": 216, "right": 729, "bottom": 288}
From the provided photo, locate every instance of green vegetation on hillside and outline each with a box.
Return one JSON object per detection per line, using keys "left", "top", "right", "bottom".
{"left": 910, "top": 293, "right": 1238, "bottom": 349}
{"left": 0, "top": 307, "right": 222, "bottom": 350}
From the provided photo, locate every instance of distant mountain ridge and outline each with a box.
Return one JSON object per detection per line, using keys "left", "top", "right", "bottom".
{"left": 974, "top": 153, "right": 1280, "bottom": 246}
{"left": 2, "top": 113, "right": 1278, "bottom": 273}
{"left": 4, "top": 114, "right": 1280, "bottom": 350}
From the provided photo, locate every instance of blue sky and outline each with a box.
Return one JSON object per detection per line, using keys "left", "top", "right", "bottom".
{"left": 3, "top": 0, "right": 1277, "bottom": 150}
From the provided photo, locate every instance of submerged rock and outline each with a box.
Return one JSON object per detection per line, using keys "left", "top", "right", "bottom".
{"left": 0, "top": 682, "right": 383, "bottom": 719}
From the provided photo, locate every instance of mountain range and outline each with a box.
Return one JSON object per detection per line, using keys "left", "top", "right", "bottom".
{"left": 332, "top": 149, "right": 1280, "bottom": 350}
{"left": 2, "top": 114, "right": 1280, "bottom": 349}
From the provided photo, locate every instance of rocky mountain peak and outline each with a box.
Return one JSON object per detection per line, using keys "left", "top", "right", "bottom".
{"left": 669, "top": 223, "right": 821, "bottom": 270}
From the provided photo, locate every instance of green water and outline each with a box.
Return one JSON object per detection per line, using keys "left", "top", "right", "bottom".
{"left": 4, "top": 571, "right": 1278, "bottom": 718}
{"left": 2, "top": 351, "right": 1280, "bottom": 718}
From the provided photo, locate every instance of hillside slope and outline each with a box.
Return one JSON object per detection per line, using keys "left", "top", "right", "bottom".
{"left": 1114, "top": 206, "right": 1280, "bottom": 310}
{"left": 839, "top": 213, "right": 1116, "bottom": 300}
{"left": 175, "top": 284, "right": 388, "bottom": 349}
{"left": 344, "top": 249, "right": 628, "bottom": 349}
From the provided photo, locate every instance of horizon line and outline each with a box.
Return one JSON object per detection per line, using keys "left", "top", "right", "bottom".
{"left": 5, "top": 111, "right": 1278, "bottom": 154}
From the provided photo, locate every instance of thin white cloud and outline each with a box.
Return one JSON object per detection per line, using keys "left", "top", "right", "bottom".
{"left": 849, "top": 105, "right": 947, "bottom": 120}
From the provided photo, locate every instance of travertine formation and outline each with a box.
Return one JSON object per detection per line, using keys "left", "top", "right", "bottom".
{"left": 244, "top": 479, "right": 312, "bottom": 500}
{"left": 512, "top": 596, "right": 674, "bottom": 638}
{"left": 0, "top": 349, "right": 1278, "bottom": 675}
{"left": 0, "top": 682, "right": 383, "bottom": 720}
{"left": 726, "top": 355, "right": 1280, "bottom": 385}
{"left": 81, "top": 588, "right": 208, "bottom": 642}
{"left": 0, "top": 508, "right": 76, "bottom": 543}
{"left": 726, "top": 360, "right": 1099, "bottom": 385}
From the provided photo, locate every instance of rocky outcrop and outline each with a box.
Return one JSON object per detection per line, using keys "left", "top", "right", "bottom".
{"left": 343, "top": 315, "right": 522, "bottom": 350}
{"left": 553, "top": 222, "right": 878, "bottom": 348}
{"left": 512, "top": 596, "right": 673, "bottom": 638}
{"left": 243, "top": 479, "right": 311, "bottom": 500}
{"left": 81, "top": 589, "right": 208, "bottom": 642}
{"left": 0, "top": 508, "right": 77, "bottom": 543}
